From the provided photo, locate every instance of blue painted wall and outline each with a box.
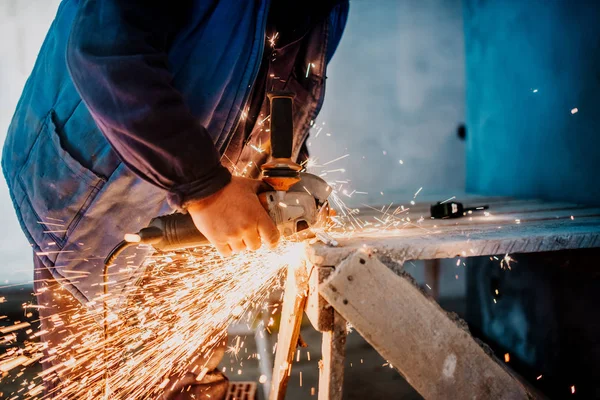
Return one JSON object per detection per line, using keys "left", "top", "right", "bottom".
{"left": 464, "top": 0, "right": 600, "bottom": 206}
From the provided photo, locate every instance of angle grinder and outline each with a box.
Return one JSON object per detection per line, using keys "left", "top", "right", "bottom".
{"left": 104, "top": 92, "right": 331, "bottom": 265}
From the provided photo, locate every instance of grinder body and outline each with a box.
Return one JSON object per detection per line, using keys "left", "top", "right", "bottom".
{"left": 145, "top": 188, "right": 321, "bottom": 251}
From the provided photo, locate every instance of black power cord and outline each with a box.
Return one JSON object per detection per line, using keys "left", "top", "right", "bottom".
{"left": 101, "top": 227, "right": 166, "bottom": 395}
{"left": 102, "top": 240, "right": 134, "bottom": 397}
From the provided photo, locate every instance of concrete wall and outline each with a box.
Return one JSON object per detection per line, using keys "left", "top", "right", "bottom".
{"left": 311, "top": 0, "right": 466, "bottom": 207}
{"left": 0, "top": 0, "right": 467, "bottom": 294}
{"left": 464, "top": 0, "right": 600, "bottom": 206}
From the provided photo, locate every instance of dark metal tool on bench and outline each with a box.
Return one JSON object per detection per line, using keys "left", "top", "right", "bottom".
{"left": 104, "top": 91, "right": 331, "bottom": 265}
{"left": 430, "top": 201, "right": 489, "bottom": 219}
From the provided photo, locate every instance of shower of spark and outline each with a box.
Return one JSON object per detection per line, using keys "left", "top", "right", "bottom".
{"left": 0, "top": 122, "right": 532, "bottom": 398}
{"left": 0, "top": 242, "right": 305, "bottom": 399}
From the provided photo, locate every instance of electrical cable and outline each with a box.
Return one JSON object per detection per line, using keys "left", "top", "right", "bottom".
{"left": 102, "top": 240, "right": 134, "bottom": 398}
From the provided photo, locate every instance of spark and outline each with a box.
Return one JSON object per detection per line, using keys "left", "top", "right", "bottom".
{"left": 304, "top": 157, "right": 318, "bottom": 169}
{"left": 440, "top": 196, "right": 455, "bottom": 204}
{"left": 305, "top": 62, "right": 315, "bottom": 78}
{"left": 36, "top": 221, "right": 64, "bottom": 227}
{"left": 258, "top": 115, "right": 271, "bottom": 126}
{"left": 226, "top": 336, "right": 242, "bottom": 358}
{"left": 501, "top": 254, "right": 515, "bottom": 270}
{"left": 322, "top": 154, "right": 350, "bottom": 166}
{"left": 268, "top": 32, "right": 279, "bottom": 48}
{"left": 0, "top": 242, "right": 304, "bottom": 399}
{"left": 240, "top": 106, "right": 249, "bottom": 120}
{"left": 0, "top": 322, "right": 31, "bottom": 334}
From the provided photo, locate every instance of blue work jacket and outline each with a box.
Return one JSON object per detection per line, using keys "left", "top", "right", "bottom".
{"left": 2, "top": 0, "right": 348, "bottom": 309}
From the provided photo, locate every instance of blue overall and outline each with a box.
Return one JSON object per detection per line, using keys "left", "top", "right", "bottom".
{"left": 2, "top": 0, "right": 348, "bottom": 312}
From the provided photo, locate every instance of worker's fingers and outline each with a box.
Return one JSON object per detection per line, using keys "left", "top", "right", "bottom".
{"left": 229, "top": 238, "right": 246, "bottom": 253}
{"left": 214, "top": 243, "right": 232, "bottom": 258}
{"left": 257, "top": 213, "right": 280, "bottom": 248}
{"left": 243, "top": 230, "right": 262, "bottom": 251}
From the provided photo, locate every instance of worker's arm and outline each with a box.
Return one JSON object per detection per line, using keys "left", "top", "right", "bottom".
{"left": 67, "top": 0, "right": 278, "bottom": 255}
{"left": 67, "top": 0, "right": 229, "bottom": 208}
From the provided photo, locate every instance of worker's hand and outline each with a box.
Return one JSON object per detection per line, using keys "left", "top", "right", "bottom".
{"left": 186, "top": 176, "right": 280, "bottom": 257}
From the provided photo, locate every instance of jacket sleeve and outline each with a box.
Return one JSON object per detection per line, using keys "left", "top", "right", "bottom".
{"left": 66, "top": 0, "right": 231, "bottom": 209}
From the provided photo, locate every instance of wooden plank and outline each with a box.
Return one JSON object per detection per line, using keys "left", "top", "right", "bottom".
{"left": 305, "top": 266, "right": 334, "bottom": 332}
{"left": 355, "top": 204, "right": 600, "bottom": 231}
{"left": 318, "top": 310, "right": 346, "bottom": 400}
{"left": 349, "top": 195, "right": 593, "bottom": 230}
{"left": 356, "top": 197, "right": 542, "bottom": 218}
{"left": 430, "top": 206, "right": 599, "bottom": 225}
{"left": 308, "top": 216, "right": 600, "bottom": 267}
{"left": 320, "top": 251, "right": 532, "bottom": 400}
{"left": 269, "top": 264, "right": 309, "bottom": 400}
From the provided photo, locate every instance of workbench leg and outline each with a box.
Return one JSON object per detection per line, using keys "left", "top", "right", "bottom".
{"left": 319, "top": 251, "right": 531, "bottom": 400}
{"left": 255, "top": 321, "right": 273, "bottom": 400}
{"left": 269, "top": 264, "right": 309, "bottom": 400}
{"left": 424, "top": 259, "right": 441, "bottom": 299}
{"left": 318, "top": 311, "right": 346, "bottom": 400}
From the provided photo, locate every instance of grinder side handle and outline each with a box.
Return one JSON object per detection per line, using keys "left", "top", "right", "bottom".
{"left": 147, "top": 213, "right": 209, "bottom": 251}
{"left": 140, "top": 189, "right": 278, "bottom": 252}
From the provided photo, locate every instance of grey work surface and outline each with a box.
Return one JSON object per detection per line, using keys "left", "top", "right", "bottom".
{"left": 307, "top": 196, "right": 600, "bottom": 267}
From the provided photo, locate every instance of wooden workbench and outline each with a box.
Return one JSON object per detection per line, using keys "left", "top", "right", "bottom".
{"left": 270, "top": 196, "right": 600, "bottom": 400}
{"left": 307, "top": 195, "right": 600, "bottom": 268}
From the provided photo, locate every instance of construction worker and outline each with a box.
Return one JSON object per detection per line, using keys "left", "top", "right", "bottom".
{"left": 2, "top": 1, "right": 348, "bottom": 398}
